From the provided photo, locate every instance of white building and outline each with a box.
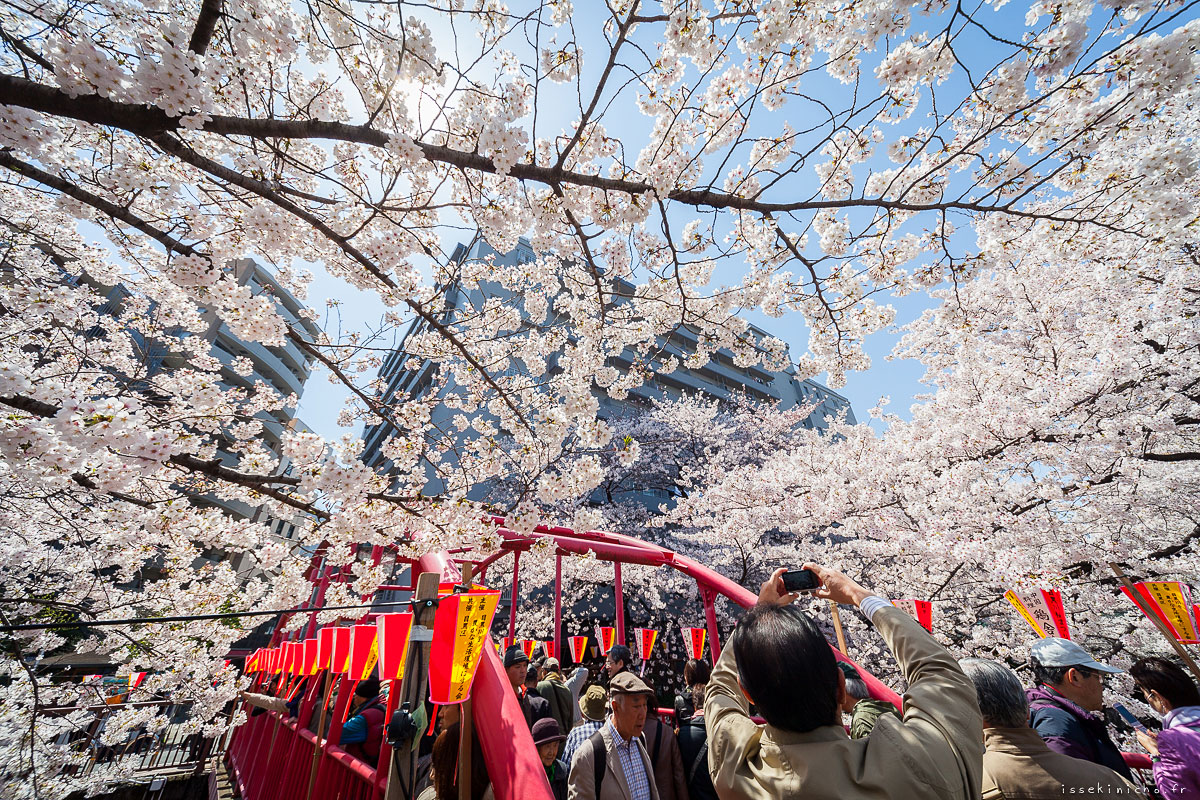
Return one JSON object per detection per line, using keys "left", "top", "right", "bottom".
{"left": 361, "top": 238, "right": 855, "bottom": 503}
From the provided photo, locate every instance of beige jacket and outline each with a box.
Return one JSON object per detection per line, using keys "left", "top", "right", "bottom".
{"left": 980, "top": 727, "right": 1143, "bottom": 799}
{"left": 567, "top": 722, "right": 662, "bottom": 800}
{"left": 704, "top": 605, "right": 984, "bottom": 800}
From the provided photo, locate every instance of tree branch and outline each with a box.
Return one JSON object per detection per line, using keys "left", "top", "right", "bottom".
{"left": 187, "top": 0, "right": 222, "bottom": 55}
{"left": 0, "top": 74, "right": 1126, "bottom": 227}
{"left": 1143, "top": 451, "right": 1200, "bottom": 462}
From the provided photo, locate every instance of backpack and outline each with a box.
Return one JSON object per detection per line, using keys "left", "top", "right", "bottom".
{"left": 589, "top": 730, "right": 607, "bottom": 797}
{"left": 590, "top": 720, "right": 662, "bottom": 797}
{"left": 538, "top": 677, "right": 573, "bottom": 735}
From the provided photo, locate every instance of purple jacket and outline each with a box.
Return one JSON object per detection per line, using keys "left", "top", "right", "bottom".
{"left": 1155, "top": 706, "right": 1200, "bottom": 800}
{"left": 1025, "top": 685, "right": 1133, "bottom": 780}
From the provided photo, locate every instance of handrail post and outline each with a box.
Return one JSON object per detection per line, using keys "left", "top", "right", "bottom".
{"left": 305, "top": 562, "right": 330, "bottom": 640}
{"left": 508, "top": 550, "right": 521, "bottom": 640}
{"left": 702, "top": 587, "right": 720, "bottom": 661}
{"left": 615, "top": 562, "right": 626, "bottom": 645}
{"left": 553, "top": 554, "right": 563, "bottom": 658}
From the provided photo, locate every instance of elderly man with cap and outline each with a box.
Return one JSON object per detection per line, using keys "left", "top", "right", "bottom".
{"left": 563, "top": 685, "right": 608, "bottom": 768}
{"left": 1026, "top": 637, "right": 1133, "bottom": 780}
{"left": 533, "top": 718, "right": 571, "bottom": 800}
{"left": 961, "top": 658, "right": 1141, "bottom": 799}
{"left": 567, "top": 672, "right": 660, "bottom": 800}
{"left": 504, "top": 644, "right": 551, "bottom": 730}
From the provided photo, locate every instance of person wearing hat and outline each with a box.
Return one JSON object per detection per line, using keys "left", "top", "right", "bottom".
{"left": 533, "top": 718, "right": 570, "bottom": 800}
{"left": 837, "top": 661, "right": 900, "bottom": 739}
{"left": 563, "top": 685, "right": 607, "bottom": 768}
{"left": 960, "top": 658, "right": 1141, "bottom": 800}
{"left": 567, "top": 672, "right": 660, "bottom": 800}
{"left": 537, "top": 656, "right": 576, "bottom": 744}
{"left": 1025, "top": 637, "right": 1133, "bottom": 780}
{"left": 504, "top": 644, "right": 551, "bottom": 730}
{"left": 339, "top": 677, "right": 387, "bottom": 763}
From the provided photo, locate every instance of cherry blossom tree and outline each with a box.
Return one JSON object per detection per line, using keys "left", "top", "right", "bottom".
{"left": 1, "top": 0, "right": 1198, "bottom": 793}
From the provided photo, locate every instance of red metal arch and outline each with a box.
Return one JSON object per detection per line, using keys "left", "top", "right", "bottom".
{"left": 228, "top": 521, "right": 905, "bottom": 800}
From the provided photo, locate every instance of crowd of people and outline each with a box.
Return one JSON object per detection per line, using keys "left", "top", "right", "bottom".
{"left": 282, "top": 563, "right": 1200, "bottom": 800}
{"left": 491, "top": 564, "right": 1200, "bottom": 800}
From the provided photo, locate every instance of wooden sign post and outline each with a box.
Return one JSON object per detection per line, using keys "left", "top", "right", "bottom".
{"left": 458, "top": 564, "right": 475, "bottom": 800}
{"left": 386, "top": 571, "right": 439, "bottom": 800}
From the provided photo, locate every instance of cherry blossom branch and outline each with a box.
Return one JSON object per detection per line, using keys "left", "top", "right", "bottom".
{"left": 187, "top": 0, "right": 223, "bottom": 55}
{"left": 0, "top": 393, "right": 329, "bottom": 518}
{"left": 146, "top": 131, "right": 538, "bottom": 438}
{"left": 0, "top": 151, "right": 206, "bottom": 261}
{"left": 553, "top": 0, "right": 639, "bottom": 171}
{"left": 0, "top": 75, "right": 1132, "bottom": 229}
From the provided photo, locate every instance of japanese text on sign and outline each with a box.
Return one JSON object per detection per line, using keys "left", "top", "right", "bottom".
{"left": 428, "top": 591, "right": 501, "bottom": 705}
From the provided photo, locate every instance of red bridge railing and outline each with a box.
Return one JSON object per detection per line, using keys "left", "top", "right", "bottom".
{"left": 224, "top": 519, "right": 1151, "bottom": 800}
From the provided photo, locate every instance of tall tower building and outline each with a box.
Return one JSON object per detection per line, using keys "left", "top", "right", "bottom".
{"left": 361, "top": 238, "right": 855, "bottom": 503}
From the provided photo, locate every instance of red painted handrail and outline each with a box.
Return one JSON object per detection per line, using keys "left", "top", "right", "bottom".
{"left": 483, "top": 520, "right": 903, "bottom": 708}
{"left": 231, "top": 520, "right": 993, "bottom": 800}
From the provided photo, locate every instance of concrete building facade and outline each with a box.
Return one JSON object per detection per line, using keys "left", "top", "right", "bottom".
{"left": 361, "top": 239, "right": 855, "bottom": 503}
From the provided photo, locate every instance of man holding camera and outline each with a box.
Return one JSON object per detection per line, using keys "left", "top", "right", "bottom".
{"left": 704, "top": 564, "right": 983, "bottom": 799}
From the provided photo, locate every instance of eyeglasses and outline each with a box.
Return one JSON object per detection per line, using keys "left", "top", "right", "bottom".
{"left": 1073, "top": 667, "right": 1108, "bottom": 685}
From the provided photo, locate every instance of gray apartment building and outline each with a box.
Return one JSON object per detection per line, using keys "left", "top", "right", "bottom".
{"left": 361, "top": 238, "right": 855, "bottom": 504}
{"left": 85, "top": 259, "right": 320, "bottom": 541}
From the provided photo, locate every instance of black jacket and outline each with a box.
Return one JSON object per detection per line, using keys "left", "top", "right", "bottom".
{"left": 673, "top": 692, "right": 695, "bottom": 724}
{"left": 521, "top": 689, "right": 552, "bottom": 729}
{"left": 677, "top": 713, "right": 718, "bottom": 800}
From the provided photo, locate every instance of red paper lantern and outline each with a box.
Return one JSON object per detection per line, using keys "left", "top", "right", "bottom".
{"left": 376, "top": 613, "right": 414, "bottom": 681}
{"left": 567, "top": 635, "right": 588, "bottom": 663}
{"left": 347, "top": 624, "right": 378, "bottom": 681}
{"left": 681, "top": 627, "right": 707, "bottom": 660}
{"left": 428, "top": 592, "right": 501, "bottom": 705}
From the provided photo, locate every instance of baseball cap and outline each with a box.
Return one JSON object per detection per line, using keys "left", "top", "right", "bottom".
{"left": 580, "top": 685, "right": 607, "bottom": 721}
{"left": 503, "top": 644, "right": 529, "bottom": 668}
{"left": 609, "top": 671, "right": 655, "bottom": 697}
{"left": 1030, "top": 638, "right": 1122, "bottom": 674}
{"left": 836, "top": 661, "right": 860, "bottom": 680}
{"left": 543, "top": 657, "right": 561, "bottom": 671}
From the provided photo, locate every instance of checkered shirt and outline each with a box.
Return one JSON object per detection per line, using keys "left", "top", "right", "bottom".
{"left": 563, "top": 717, "right": 603, "bottom": 769}
{"left": 605, "top": 720, "right": 653, "bottom": 800}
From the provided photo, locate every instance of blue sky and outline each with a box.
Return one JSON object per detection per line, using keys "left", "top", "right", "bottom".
{"left": 293, "top": 246, "right": 934, "bottom": 444}
{"left": 292, "top": 5, "right": 969, "bottom": 441}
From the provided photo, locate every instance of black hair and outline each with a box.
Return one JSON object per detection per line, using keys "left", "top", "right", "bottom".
{"left": 732, "top": 604, "right": 838, "bottom": 732}
{"left": 1131, "top": 656, "right": 1200, "bottom": 710}
{"left": 608, "top": 644, "right": 633, "bottom": 670}
{"left": 356, "top": 677, "right": 381, "bottom": 698}
{"left": 432, "top": 722, "right": 490, "bottom": 800}
{"left": 525, "top": 664, "right": 539, "bottom": 683}
{"left": 1029, "top": 659, "right": 1072, "bottom": 687}
{"left": 684, "top": 659, "right": 712, "bottom": 687}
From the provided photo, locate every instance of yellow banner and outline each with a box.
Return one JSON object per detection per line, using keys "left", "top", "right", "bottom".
{"left": 1142, "top": 582, "right": 1199, "bottom": 643}
{"left": 429, "top": 591, "right": 501, "bottom": 704}
{"left": 1005, "top": 590, "right": 1048, "bottom": 638}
